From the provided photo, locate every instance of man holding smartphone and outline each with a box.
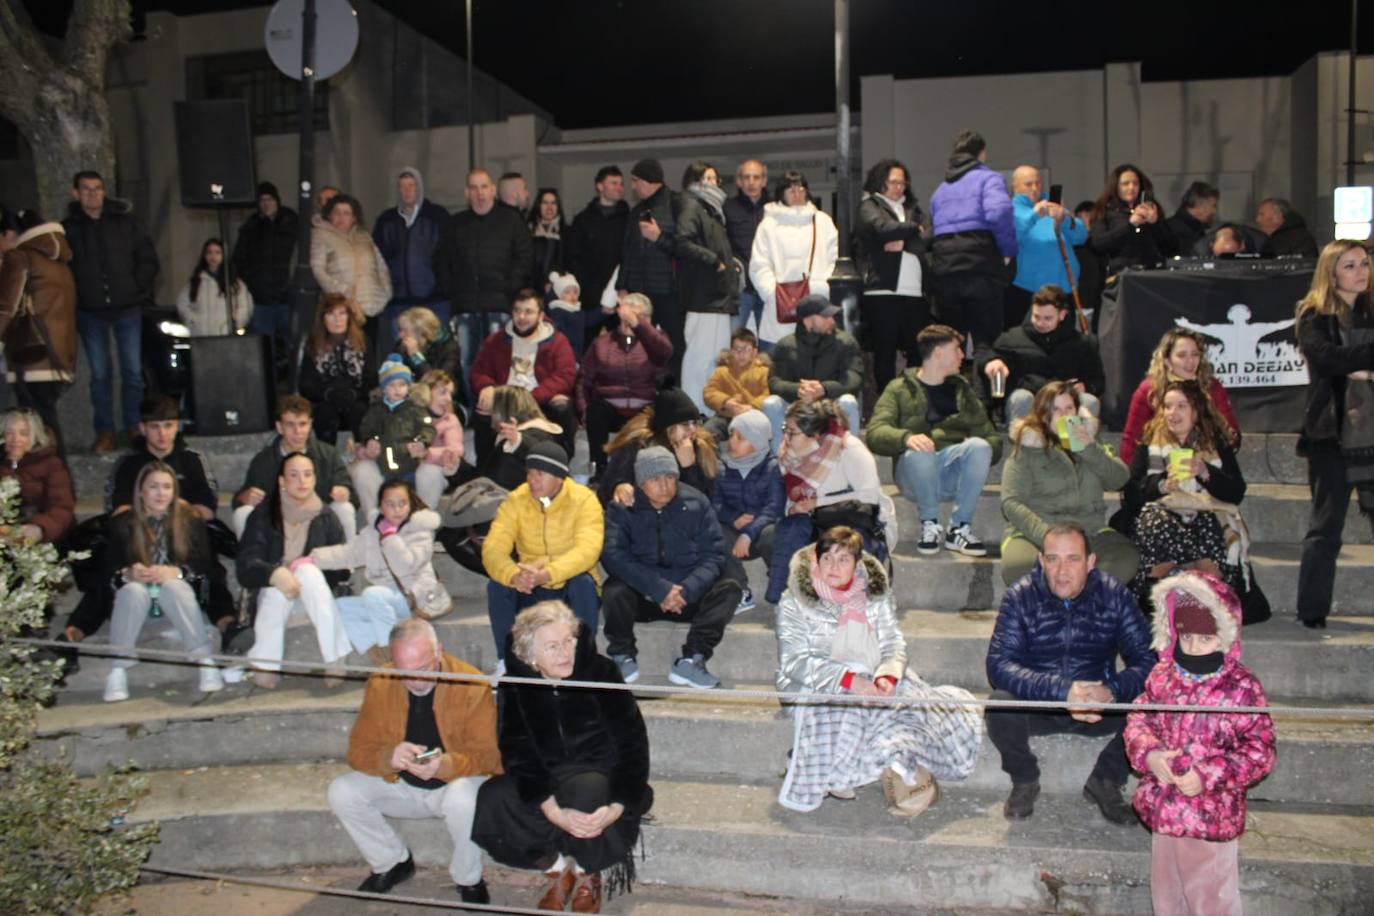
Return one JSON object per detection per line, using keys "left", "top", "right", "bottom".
{"left": 1005, "top": 165, "right": 1087, "bottom": 333}
{"left": 328, "top": 619, "right": 501, "bottom": 904}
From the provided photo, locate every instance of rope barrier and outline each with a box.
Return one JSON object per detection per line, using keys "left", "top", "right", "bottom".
{"left": 139, "top": 863, "right": 562, "bottom": 914}
{"left": 17, "top": 636, "right": 1374, "bottom": 719}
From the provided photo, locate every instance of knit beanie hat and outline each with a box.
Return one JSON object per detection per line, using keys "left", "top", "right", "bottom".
{"left": 256, "top": 181, "right": 280, "bottom": 203}
{"left": 549, "top": 272, "right": 580, "bottom": 299}
{"left": 525, "top": 440, "right": 570, "bottom": 479}
{"left": 1173, "top": 593, "right": 1218, "bottom": 636}
{"left": 631, "top": 158, "right": 665, "bottom": 184}
{"left": 651, "top": 388, "right": 700, "bottom": 433}
{"left": 379, "top": 354, "right": 413, "bottom": 388}
{"left": 635, "top": 446, "right": 679, "bottom": 486}
{"left": 729, "top": 409, "right": 772, "bottom": 455}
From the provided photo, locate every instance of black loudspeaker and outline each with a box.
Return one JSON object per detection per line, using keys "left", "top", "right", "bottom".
{"left": 174, "top": 100, "right": 257, "bottom": 208}
{"left": 189, "top": 335, "right": 275, "bottom": 436}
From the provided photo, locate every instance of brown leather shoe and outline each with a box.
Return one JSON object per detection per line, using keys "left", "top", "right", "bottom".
{"left": 537, "top": 864, "right": 575, "bottom": 911}
{"left": 92, "top": 432, "right": 116, "bottom": 454}
{"left": 570, "top": 872, "right": 601, "bottom": 913}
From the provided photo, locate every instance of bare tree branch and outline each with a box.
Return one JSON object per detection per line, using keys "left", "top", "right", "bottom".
{"left": 61, "top": 0, "right": 130, "bottom": 87}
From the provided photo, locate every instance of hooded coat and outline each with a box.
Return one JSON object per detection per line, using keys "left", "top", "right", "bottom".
{"left": 1266, "top": 211, "right": 1319, "bottom": 259}
{"left": 0, "top": 222, "right": 77, "bottom": 382}
{"left": 1125, "top": 572, "right": 1275, "bottom": 841}
{"left": 372, "top": 167, "right": 450, "bottom": 305}
{"left": 312, "top": 508, "right": 450, "bottom": 618}
{"left": 929, "top": 155, "right": 1017, "bottom": 277}
{"left": 986, "top": 310, "right": 1105, "bottom": 396}
{"left": 310, "top": 214, "right": 393, "bottom": 317}
{"left": 703, "top": 350, "right": 771, "bottom": 414}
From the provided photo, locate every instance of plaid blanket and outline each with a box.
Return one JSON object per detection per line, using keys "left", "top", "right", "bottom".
{"left": 778, "top": 671, "right": 982, "bottom": 812}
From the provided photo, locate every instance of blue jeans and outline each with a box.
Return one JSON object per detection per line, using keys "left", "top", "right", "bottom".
{"left": 77, "top": 309, "right": 143, "bottom": 434}
{"left": 336, "top": 585, "right": 411, "bottom": 652}
{"left": 732, "top": 288, "right": 764, "bottom": 333}
{"left": 485, "top": 573, "right": 600, "bottom": 657}
{"left": 762, "top": 394, "right": 861, "bottom": 452}
{"left": 248, "top": 301, "right": 290, "bottom": 339}
{"left": 893, "top": 438, "right": 993, "bottom": 528}
{"left": 454, "top": 311, "right": 507, "bottom": 404}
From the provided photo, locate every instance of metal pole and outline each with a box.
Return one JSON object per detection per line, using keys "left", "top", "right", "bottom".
{"left": 834, "top": 0, "right": 851, "bottom": 254}
{"left": 466, "top": 0, "right": 475, "bottom": 175}
{"left": 288, "top": 0, "right": 318, "bottom": 390}
{"left": 1349, "top": 0, "right": 1359, "bottom": 187}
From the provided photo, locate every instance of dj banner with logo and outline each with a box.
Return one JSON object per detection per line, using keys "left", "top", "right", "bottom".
{"left": 1098, "top": 267, "right": 1314, "bottom": 433}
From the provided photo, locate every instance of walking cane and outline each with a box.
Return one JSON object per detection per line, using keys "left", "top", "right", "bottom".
{"left": 1053, "top": 220, "right": 1091, "bottom": 335}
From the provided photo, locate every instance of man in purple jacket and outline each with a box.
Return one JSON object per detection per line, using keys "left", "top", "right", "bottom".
{"left": 928, "top": 130, "right": 1017, "bottom": 368}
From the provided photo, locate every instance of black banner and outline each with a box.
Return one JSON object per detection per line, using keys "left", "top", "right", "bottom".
{"left": 1099, "top": 266, "right": 1314, "bottom": 433}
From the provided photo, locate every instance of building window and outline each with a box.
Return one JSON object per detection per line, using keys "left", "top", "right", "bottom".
{"left": 186, "top": 51, "right": 328, "bottom": 136}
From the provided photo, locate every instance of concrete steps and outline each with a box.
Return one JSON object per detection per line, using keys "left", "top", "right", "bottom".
{"left": 120, "top": 762, "right": 1374, "bottom": 914}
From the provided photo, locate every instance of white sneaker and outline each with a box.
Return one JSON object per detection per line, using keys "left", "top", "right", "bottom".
{"left": 198, "top": 659, "right": 225, "bottom": 693}
{"left": 917, "top": 520, "right": 943, "bottom": 555}
{"left": 103, "top": 668, "right": 129, "bottom": 703}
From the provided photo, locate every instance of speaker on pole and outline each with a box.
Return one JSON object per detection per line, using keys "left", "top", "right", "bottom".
{"left": 188, "top": 335, "right": 275, "bottom": 436}
{"left": 174, "top": 100, "right": 257, "bottom": 208}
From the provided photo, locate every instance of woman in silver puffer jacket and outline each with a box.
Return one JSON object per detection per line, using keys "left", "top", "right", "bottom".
{"left": 776, "top": 526, "right": 982, "bottom": 815}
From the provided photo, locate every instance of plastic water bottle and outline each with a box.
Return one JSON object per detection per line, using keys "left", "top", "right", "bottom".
{"left": 148, "top": 582, "right": 162, "bottom": 618}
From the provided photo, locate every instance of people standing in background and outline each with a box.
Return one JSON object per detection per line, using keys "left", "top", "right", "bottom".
{"left": 176, "top": 237, "right": 253, "bottom": 337}
{"left": 311, "top": 194, "right": 392, "bottom": 321}
{"left": 234, "top": 181, "right": 298, "bottom": 375}
{"left": 373, "top": 168, "right": 451, "bottom": 358}
{"left": 853, "top": 159, "right": 927, "bottom": 392}
{"left": 566, "top": 165, "right": 629, "bottom": 346}
{"left": 528, "top": 188, "right": 566, "bottom": 291}
{"left": 62, "top": 170, "right": 159, "bottom": 453}
{"left": 752, "top": 169, "right": 838, "bottom": 354}
{"left": 1006, "top": 165, "right": 1087, "bottom": 331}
{"left": 1089, "top": 164, "right": 1177, "bottom": 276}
{"left": 675, "top": 161, "right": 741, "bottom": 416}
{"left": 617, "top": 159, "right": 682, "bottom": 376}
{"left": 1164, "top": 182, "right": 1219, "bottom": 257}
{"left": 498, "top": 173, "right": 532, "bottom": 213}
{"left": 725, "top": 159, "right": 769, "bottom": 335}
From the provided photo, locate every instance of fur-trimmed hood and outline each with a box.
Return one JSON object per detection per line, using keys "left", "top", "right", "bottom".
{"left": 714, "top": 350, "right": 772, "bottom": 369}
{"left": 1010, "top": 405, "right": 1098, "bottom": 450}
{"left": 786, "top": 545, "right": 889, "bottom": 604}
{"left": 1149, "top": 570, "right": 1242, "bottom": 666}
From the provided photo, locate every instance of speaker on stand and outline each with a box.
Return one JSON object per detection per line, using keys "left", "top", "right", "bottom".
{"left": 173, "top": 100, "right": 276, "bottom": 433}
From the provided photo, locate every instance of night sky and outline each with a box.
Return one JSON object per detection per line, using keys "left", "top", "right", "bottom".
{"left": 25, "top": 0, "right": 1374, "bottom": 128}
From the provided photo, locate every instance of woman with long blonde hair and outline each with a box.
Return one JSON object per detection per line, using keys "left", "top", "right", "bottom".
{"left": 1119, "top": 327, "right": 1239, "bottom": 466}
{"left": 1295, "top": 239, "right": 1374, "bottom": 628}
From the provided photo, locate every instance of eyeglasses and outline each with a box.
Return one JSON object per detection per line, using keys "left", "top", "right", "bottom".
{"left": 783, "top": 428, "right": 805, "bottom": 439}
{"left": 886, "top": 179, "right": 908, "bottom": 188}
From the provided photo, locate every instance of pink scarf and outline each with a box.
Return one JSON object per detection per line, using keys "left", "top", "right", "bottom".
{"left": 780, "top": 419, "right": 846, "bottom": 509}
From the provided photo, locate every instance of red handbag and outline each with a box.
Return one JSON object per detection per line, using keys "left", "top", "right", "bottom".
{"left": 774, "top": 215, "right": 817, "bottom": 324}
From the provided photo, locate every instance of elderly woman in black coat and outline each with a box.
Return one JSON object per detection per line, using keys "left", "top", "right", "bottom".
{"left": 472, "top": 601, "right": 651, "bottom": 913}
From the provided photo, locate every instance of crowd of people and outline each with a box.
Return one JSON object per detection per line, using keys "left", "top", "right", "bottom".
{"left": 0, "top": 136, "right": 1346, "bottom": 913}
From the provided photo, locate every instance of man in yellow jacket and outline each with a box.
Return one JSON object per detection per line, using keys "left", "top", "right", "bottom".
{"left": 482, "top": 441, "right": 604, "bottom": 664}
{"left": 327, "top": 618, "right": 500, "bottom": 904}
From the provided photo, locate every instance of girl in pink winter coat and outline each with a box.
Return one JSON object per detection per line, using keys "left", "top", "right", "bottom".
{"left": 410, "top": 369, "right": 464, "bottom": 509}
{"left": 1125, "top": 571, "right": 1275, "bottom": 916}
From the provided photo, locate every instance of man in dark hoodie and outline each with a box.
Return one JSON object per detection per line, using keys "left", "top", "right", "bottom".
{"left": 566, "top": 165, "right": 629, "bottom": 345}
{"left": 433, "top": 168, "right": 532, "bottom": 395}
{"left": 1255, "top": 198, "right": 1319, "bottom": 258}
{"left": 374, "top": 167, "right": 451, "bottom": 355}
{"left": 234, "top": 181, "right": 298, "bottom": 373}
{"left": 928, "top": 131, "right": 1017, "bottom": 365}
{"left": 980, "top": 284, "right": 1105, "bottom": 423}
{"left": 62, "top": 170, "right": 159, "bottom": 453}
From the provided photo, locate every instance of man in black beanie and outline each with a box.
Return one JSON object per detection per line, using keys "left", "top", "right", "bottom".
{"left": 233, "top": 180, "right": 299, "bottom": 374}
{"left": 618, "top": 158, "right": 683, "bottom": 377}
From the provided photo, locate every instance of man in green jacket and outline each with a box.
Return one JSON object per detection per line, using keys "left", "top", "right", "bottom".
{"left": 233, "top": 393, "right": 357, "bottom": 537}
{"left": 762, "top": 295, "right": 863, "bottom": 447}
{"left": 866, "top": 324, "right": 1000, "bottom": 556}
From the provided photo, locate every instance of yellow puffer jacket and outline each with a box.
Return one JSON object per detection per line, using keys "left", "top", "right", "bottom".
{"left": 703, "top": 352, "right": 771, "bottom": 414}
{"left": 482, "top": 478, "right": 604, "bottom": 590}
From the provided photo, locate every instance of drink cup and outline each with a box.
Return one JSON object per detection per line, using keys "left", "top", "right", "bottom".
{"left": 991, "top": 370, "right": 1007, "bottom": 399}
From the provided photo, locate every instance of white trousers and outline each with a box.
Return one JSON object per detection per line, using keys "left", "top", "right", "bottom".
{"left": 232, "top": 500, "right": 358, "bottom": 540}
{"left": 248, "top": 563, "right": 351, "bottom": 672}
{"left": 350, "top": 460, "right": 447, "bottom": 519}
{"left": 682, "top": 312, "right": 735, "bottom": 416}
{"left": 109, "top": 579, "right": 215, "bottom": 669}
{"left": 328, "top": 770, "right": 488, "bottom": 885}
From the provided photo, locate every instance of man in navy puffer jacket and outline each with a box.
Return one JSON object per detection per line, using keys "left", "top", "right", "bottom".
{"left": 985, "top": 522, "right": 1155, "bottom": 825}
{"left": 929, "top": 130, "right": 1017, "bottom": 364}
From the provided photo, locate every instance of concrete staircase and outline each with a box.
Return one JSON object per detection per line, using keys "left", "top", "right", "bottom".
{"left": 38, "top": 429, "right": 1374, "bottom": 913}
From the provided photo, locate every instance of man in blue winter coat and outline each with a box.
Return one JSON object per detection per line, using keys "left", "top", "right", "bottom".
{"left": 984, "top": 523, "right": 1155, "bottom": 826}
{"left": 1005, "top": 165, "right": 1088, "bottom": 330}
{"left": 929, "top": 130, "right": 1017, "bottom": 365}
{"left": 600, "top": 446, "right": 741, "bottom": 690}
{"left": 373, "top": 168, "right": 451, "bottom": 353}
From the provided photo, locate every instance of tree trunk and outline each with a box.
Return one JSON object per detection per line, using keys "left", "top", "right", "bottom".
{"left": 0, "top": 0, "right": 128, "bottom": 220}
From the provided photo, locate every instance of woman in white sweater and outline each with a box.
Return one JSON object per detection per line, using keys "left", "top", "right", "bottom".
{"left": 749, "top": 171, "right": 839, "bottom": 350}
{"left": 175, "top": 238, "right": 253, "bottom": 336}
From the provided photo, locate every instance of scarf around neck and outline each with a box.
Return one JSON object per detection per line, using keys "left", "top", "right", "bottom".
{"left": 688, "top": 182, "right": 727, "bottom": 220}
{"left": 810, "top": 554, "right": 879, "bottom": 673}
{"left": 722, "top": 443, "right": 768, "bottom": 474}
{"left": 280, "top": 492, "right": 324, "bottom": 564}
{"left": 780, "top": 420, "right": 846, "bottom": 508}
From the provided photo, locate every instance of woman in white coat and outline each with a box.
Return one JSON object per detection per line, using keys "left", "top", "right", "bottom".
{"left": 175, "top": 238, "right": 253, "bottom": 336}
{"left": 310, "top": 194, "right": 392, "bottom": 319}
{"left": 749, "top": 171, "right": 839, "bottom": 351}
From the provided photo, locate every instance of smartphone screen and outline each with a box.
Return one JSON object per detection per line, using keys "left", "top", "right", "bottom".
{"left": 1049, "top": 184, "right": 1063, "bottom": 205}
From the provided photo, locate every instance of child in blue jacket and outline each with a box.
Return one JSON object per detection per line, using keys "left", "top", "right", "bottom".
{"left": 712, "top": 409, "right": 786, "bottom": 611}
